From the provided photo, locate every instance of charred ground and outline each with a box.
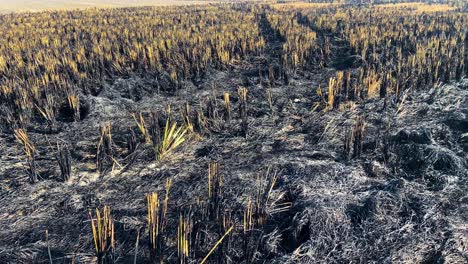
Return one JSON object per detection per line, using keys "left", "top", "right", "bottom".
{"left": 0, "top": 2, "right": 467, "bottom": 264}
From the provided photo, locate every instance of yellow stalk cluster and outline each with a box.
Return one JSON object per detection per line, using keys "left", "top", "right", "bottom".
{"left": 147, "top": 178, "right": 172, "bottom": 259}
{"left": 223, "top": 92, "right": 231, "bottom": 121}
{"left": 14, "top": 128, "right": 35, "bottom": 159}
{"left": 0, "top": 5, "right": 266, "bottom": 127}
{"left": 327, "top": 71, "right": 353, "bottom": 110}
{"left": 67, "top": 93, "right": 80, "bottom": 121}
{"left": 158, "top": 120, "right": 187, "bottom": 160}
{"left": 84, "top": 165, "right": 285, "bottom": 263}
{"left": 132, "top": 112, "right": 187, "bottom": 160}
{"left": 14, "top": 128, "right": 38, "bottom": 183}
{"left": 89, "top": 206, "right": 115, "bottom": 263}
{"left": 181, "top": 102, "right": 194, "bottom": 134}
{"left": 238, "top": 87, "right": 249, "bottom": 136}
{"left": 238, "top": 87, "right": 248, "bottom": 103}
{"left": 301, "top": 5, "right": 467, "bottom": 100}
{"left": 266, "top": 11, "right": 319, "bottom": 70}
{"left": 132, "top": 112, "right": 151, "bottom": 144}
{"left": 244, "top": 167, "right": 290, "bottom": 233}
{"left": 177, "top": 213, "right": 191, "bottom": 264}
{"left": 147, "top": 193, "right": 160, "bottom": 252}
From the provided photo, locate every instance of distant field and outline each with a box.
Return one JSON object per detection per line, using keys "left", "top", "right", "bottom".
{"left": 0, "top": 0, "right": 213, "bottom": 13}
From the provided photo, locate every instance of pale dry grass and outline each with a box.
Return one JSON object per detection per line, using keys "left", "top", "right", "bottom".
{"left": 0, "top": 0, "right": 214, "bottom": 13}
{"left": 377, "top": 2, "right": 456, "bottom": 13}
{"left": 272, "top": 2, "right": 341, "bottom": 11}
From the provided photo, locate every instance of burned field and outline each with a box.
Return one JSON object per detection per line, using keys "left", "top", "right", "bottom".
{"left": 0, "top": 2, "right": 467, "bottom": 263}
